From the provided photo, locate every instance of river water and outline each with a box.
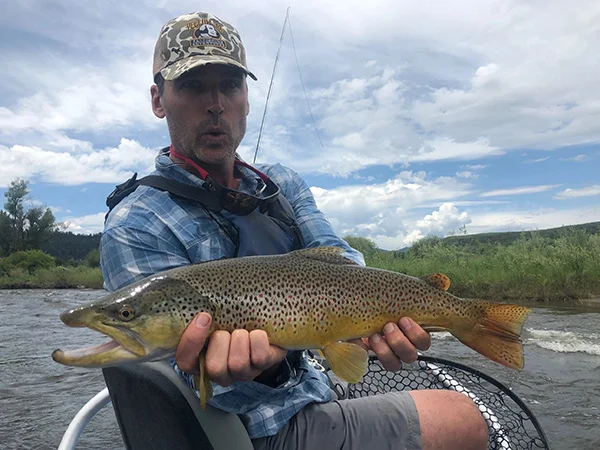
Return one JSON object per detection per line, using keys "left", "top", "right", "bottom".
{"left": 1, "top": 289, "right": 599, "bottom": 450}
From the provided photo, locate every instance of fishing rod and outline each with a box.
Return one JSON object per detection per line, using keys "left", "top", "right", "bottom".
{"left": 253, "top": 7, "right": 290, "bottom": 164}
{"left": 253, "top": 7, "right": 323, "bottom": 164}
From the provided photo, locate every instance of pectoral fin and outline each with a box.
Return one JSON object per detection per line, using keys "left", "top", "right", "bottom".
{"left": 193, "top": 349, "right": 213, "bottom": 410}
{"left": 322, "top": 342, "right": 368, "bottom": 384}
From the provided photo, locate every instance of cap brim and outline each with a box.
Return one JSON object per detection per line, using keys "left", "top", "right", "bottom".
{"left": 161, "top": 55, "right": 257, "bottom": 81}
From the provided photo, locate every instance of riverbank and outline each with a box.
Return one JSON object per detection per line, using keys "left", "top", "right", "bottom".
{"left": 0, "top": 266, "right": 103, "bottom": 289}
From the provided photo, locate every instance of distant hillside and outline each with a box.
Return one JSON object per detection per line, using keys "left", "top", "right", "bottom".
{"left": 442, "top": 221, "right": 600, "bottom": 248}
{"left": 42, "top": 231, "right": 102, "bottom": 263}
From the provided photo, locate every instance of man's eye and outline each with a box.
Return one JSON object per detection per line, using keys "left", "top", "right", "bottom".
{"left": 222, "top": 79, "right": 241, "bottom": 91}
{"left": 181, "top": 80, "right": 202, "bottom": 89}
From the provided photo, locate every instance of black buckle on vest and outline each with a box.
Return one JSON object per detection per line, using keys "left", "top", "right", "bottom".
{"left": 106, "top": 173, "right": 140, "bottom": 213}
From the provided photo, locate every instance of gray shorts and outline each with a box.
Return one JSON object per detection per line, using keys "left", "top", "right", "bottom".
{"left": 252, "top": 391, "right": 422, "bottom": 450}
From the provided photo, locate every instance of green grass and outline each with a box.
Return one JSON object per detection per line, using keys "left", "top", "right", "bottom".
{"left": 360, "top": 230, "right": 600, "bottom": 303}
{"left": 0, "top": 266, "right": 104, "bottom": 289}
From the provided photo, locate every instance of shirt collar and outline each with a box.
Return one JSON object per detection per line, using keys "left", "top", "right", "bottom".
{"left": 154, "top": 147, "right": 262, "bottom": 195}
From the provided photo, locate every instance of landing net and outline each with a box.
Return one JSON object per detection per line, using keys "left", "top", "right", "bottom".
{"left": 309, "top": 354, "right": 550, "bottom": 450}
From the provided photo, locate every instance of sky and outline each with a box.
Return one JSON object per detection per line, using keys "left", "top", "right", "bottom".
{"left": 1, "top": 0, "right": 599, "bottom": 250}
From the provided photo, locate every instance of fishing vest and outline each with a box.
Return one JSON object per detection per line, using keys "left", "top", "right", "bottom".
{"left": 106, "top": 168, "right": 335, "bottom": 387}
{"left": 105, "top": 171, "right": 304, "bottom": 257}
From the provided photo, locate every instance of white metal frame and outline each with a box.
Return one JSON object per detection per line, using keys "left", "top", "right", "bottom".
{"left": 57, "top": 388, "right": 111, "bottom": 450}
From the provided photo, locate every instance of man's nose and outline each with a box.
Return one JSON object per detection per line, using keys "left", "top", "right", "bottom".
{"left": 206, "top": 87, "right": 224, "bottom": 116}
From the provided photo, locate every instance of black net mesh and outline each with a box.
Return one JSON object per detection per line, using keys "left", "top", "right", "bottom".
{"left": 309, "top": 354, "right": 550, "bottom": 450}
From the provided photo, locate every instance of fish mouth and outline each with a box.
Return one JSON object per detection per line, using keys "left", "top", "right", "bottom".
{"left": 52, "top": 307, "right": 149, "bottom": 367}
{"left": 52, "top": 339, "right": 138, "bottom": 367}
{"left": 52, "top": 325, "right": 148, "bottom": 368}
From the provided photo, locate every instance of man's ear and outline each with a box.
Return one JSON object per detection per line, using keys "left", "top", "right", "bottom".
{"left": 245, "top": 79, "right": 250, "bottom": 116}
{"left": 151, "top": 85, "right": 165, "bottom": 119}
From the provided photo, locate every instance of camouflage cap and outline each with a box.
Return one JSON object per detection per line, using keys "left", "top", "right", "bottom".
{"left": 153, "top": 12, "right": 257, "bottom": 82}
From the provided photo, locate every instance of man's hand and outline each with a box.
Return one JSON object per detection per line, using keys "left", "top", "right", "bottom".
{"left": 350, "top": 317, "right": 431, "bottom": 372}
{"left": 175, "top": 313, "right": 288, "bottom": 386}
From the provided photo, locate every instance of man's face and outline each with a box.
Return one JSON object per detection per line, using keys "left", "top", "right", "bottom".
{"left": 153, "top": 64, "right": 250, "bottom": 167}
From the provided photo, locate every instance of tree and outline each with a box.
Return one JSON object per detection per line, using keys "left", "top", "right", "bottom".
{"left": 25, "top": 207, "right": 56, "bottom": 249}
{"left": 84, "top": 248, "right": 100, "bottom": 267}
{"left": 3, "top": 179, "right": 28, "bottom": 252}
{"left": 0, "top": 210, "right": 12, "bottom": 256}
{"left": 2, "top": 178, "right": 57, "bottom": 254}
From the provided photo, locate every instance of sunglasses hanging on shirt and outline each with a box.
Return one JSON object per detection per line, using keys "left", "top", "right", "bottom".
{"left": 169, "top": 147, "right": 281, "bottom": 216}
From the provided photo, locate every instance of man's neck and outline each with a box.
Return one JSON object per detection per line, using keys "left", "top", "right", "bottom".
{"left": 169, "top": 148, "right": 241, "bottom": 189}
{"left": 200, "top": 161, "right": 241, "bottom": 189}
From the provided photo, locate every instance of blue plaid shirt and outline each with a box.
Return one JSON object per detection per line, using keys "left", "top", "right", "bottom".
{"left": 100, "top": 148, "right": 365, "bottom": 439}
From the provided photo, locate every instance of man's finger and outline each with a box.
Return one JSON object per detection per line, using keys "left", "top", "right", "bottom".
{"left": 249, "top": 330, "right": 276, "bottom": 370}
{"left": 368, "top": 332, "right": 403, "bottom": 372}
{"left": 175, "top": 312, "right": 212, "bottom": 375}
{"left": 383, "top": 322, "right": 418, "bottom": 364}
{"left": 228, "top": 329, "right": 259, "bottom": 381}
{"left": 205, "top": 330, "right": 234, "bottom": 385}
{"left": 398, "top": 317, "right": 431, "bottom": 351}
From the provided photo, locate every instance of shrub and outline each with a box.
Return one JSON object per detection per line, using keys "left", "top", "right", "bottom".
{"left": 3, "top": 249, "right": 55, "bottom": 274}
{"left": 343, "top": 236, "right": 378, "bottom": 257}
{"left": 85, "top": 249, "right": 100, "bottom": 268}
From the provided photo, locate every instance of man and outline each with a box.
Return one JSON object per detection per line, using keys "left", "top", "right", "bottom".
{"left": 100, "top": 11, "right": 488, "bottom": 450}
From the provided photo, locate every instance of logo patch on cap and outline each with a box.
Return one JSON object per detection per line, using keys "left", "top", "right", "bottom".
{"left": 153, "top": 12, "right": 257, "bottom": 81}
{"left": 187, "top": 19, "right": 225, "bottom": 48}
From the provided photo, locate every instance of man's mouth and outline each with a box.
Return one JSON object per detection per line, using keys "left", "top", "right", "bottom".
{"left": 204, "top": 128, "right": 226, "bottom": 137}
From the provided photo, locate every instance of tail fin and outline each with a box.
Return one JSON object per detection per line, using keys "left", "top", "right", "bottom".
{"left": 452, "top": 302, "right": 531, "bottom": 370}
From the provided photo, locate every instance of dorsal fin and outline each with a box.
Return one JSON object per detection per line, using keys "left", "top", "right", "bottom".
{"left": 289, "top": 246, "right": 359, "bottom": 265}
{"left": 421, "top": 273, "right": 451, "bottom": 291}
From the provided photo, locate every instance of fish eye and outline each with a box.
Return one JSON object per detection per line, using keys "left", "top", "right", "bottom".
{"left": 118, "top": 305, "right": 135, "bottom": 321}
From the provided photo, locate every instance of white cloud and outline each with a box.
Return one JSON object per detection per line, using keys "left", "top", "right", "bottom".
{"left": 310, "top": 171, "right": 473, "bottom": 248}
{"left": 0, "top": 60, "right": 157, "bottom": 137}
{"left": 60, "top": 213, "right": 107, "bottom": 235}
{"left": 467, "top": 206, "right": 600, "bottom": 235}
{"left": 464, "top": 164, "right": 488, "bottom": 171}
{"left": 559, "top": 154, "right": 590, "bottom": 162}
{"left": 456, "top": 171, "right": 478, "bottom": 179}
{"left": 360, "top": 203, "right": 471, "bottom": 250}
{"left": 415, "top": 203, "right": 470, "bottom": 237}
{"left": 524, "top": 156, "right": 552, "bottom": 163}
{"left": 554, "top": 185, "right": 600, "bottom": 200}
{"left": 438, "top": 200, "right": 508, "bottom": 207}
{"left": 480, "top": 185, "right": 561, "bottom": 198}
{"left": 0, "top": 139, "right": 156, "bottom": 187}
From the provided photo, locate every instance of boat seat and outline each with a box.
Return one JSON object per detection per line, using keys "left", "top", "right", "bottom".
{"left": 102, "top": 361, "right": 254, "bottom": 450}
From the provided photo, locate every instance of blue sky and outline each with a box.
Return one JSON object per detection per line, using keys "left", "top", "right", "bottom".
{"left": 1, "top": 0, "right": 599, "bottom": 250}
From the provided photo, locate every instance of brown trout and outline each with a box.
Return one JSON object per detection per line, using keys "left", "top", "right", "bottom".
{"left": 53, "top": 246, "right": 531, "bottom": 408}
